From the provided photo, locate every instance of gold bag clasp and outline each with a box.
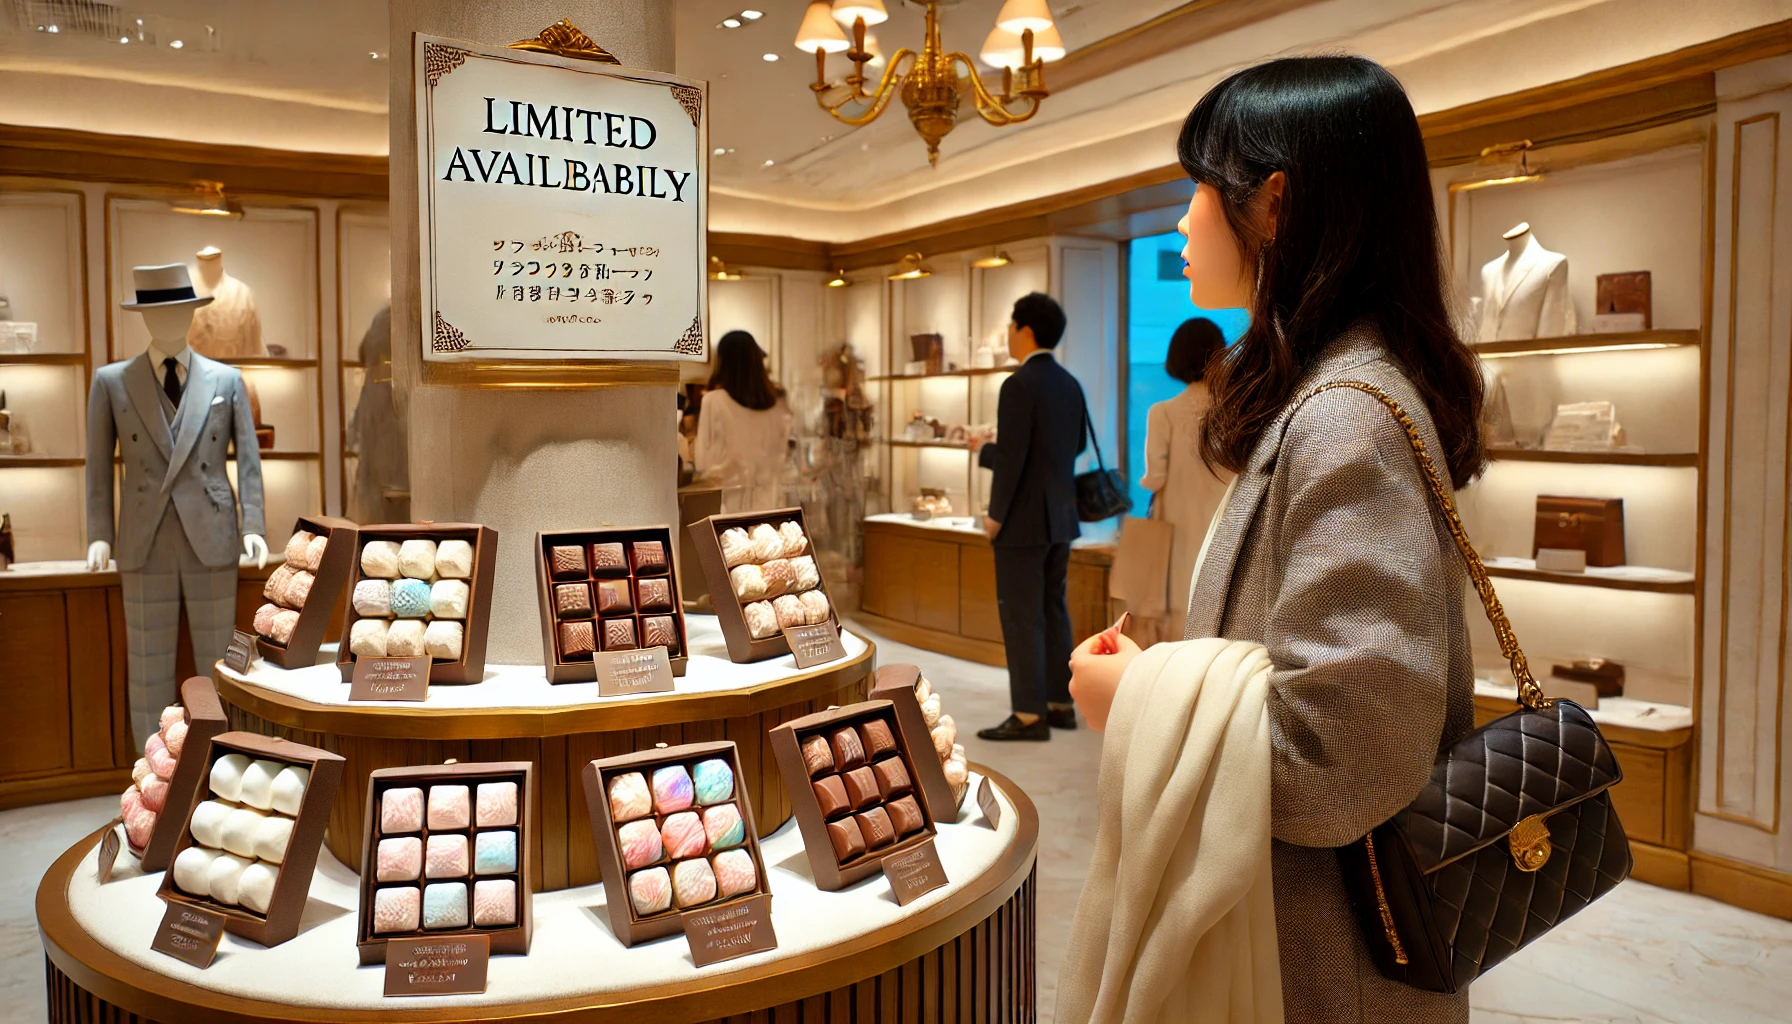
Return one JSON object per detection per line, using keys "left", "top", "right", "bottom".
{"left": 1509, "top": 813, "right": 1553, "bottom": 872}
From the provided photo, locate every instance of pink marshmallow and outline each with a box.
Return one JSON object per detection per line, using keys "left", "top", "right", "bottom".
{"left": 139, "top": 774, "right": 169, "bottom": 813}
{"left": 163, "top": 720, "right": 189, "bottom": 759}
{"left": 123, "top": 806, "right": 157, "bottom": 850}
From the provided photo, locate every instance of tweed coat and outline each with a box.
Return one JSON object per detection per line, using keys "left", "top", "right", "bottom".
{"left": 1185, "top": 326, "right": 1476, "bottom": 1023}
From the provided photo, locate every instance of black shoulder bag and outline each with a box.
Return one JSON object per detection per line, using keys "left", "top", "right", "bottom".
{"left": 1318, "top": 381, "right": 1633, "bottom": 994}
{"left": 1074, "top": 397, "right": 1132, "bottom": 522}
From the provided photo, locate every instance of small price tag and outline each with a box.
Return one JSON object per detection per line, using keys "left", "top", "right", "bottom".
{"left": 151, "top": 902, "right": 226, "bottom": 968}
{"left": 349, "top": 656, "right": 433, "bottom": 701}
{"left": 882, "top": 837, "right": 949, "bottom": 906}
{"left": 976, "top": 776, "right": 1002, "bottom": 830}
{"left": 383, "top": 934, "right": 490, "bottom": 996}
{"left": 783, "top": 621, "right": 846, "bottom": 668}
{"left": 96, "top": 818, "right": 123, "bottom": 883}
{"left": 222, "top": 630, "right": 257, "bottom": 674}
{"left": 681, "top": 892, "right": 778, "bottom": 967}
{"left": 595, "top": 647, "right": 677, "bottom": 698}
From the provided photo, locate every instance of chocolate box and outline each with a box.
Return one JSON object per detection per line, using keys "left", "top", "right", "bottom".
{"left": 154, "top": 732, "right": 345, "bottom": 948}
{"left": 581, "top": 742, "right": 770, "bottom": 946}
{"left": 534, "top": 526, "right": 690, "bottom": 682}
{"left": 355, "top": 761, "right": 535, "bottom": 964}
{"left": 869, "top": 665, "right": 960, "bottom": 824}
{"left": 769, "top": 700, "right": 942, "bottom": 891}
{"left": 255, "top": 515, "right": 358, "bottom": 669}
{"left": 335, "top": 523, "right": 498, "bottom": 685}
{"left": 687, "top": 507, "right": 840, "bottom": 663}
{"left": 135, "top": 676, "right": 229, "bottom": 873}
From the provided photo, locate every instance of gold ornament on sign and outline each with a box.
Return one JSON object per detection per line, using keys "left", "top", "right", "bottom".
{"left": 509, "top": 19, "right": 621, "bottom": 64}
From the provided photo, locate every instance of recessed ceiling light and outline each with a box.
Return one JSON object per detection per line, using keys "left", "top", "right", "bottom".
{"left": 118, "top": 36, "right": 129, "bottom": 44}
{"left": 721, "top": 18, "right": 741, "bottom": 28}
{"left": 763, "top": 159, "right": 776, "bottom": 167}
{"left": 46, "top": 24, "right": 59, "bottom": 33}
{"left": 169, "top": 39, "right": 183, "bottom": 48}
{"left": 762, "top": 52, "right": 779, "bottom": 61}
{"left": 742, "top": 10, "right": 764, "bottom": 19}
{"left": 714, "top": 147, "right": 727, "bottom": 155}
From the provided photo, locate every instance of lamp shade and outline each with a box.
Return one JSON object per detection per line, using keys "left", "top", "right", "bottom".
{"left": 979, "top": 24, "right": 1064, "bottom": 68}
{"left": 796, "top": 0, "right": 850, "bottom": 53}
{"left": 995, "top": 0, "right": 1055, "bottom": 33}
{"left": 832, "top": 1, "right": 889, "bottom": 27}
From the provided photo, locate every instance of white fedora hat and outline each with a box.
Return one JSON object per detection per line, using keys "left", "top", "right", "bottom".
{"left": 120, "top": 263, "right": 214, "bottom": 310}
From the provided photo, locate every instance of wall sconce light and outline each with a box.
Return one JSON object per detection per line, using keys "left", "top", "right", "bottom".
{"left": 709, "top": 256, "right": 746, "bottom": 281}
{"left": 826, "top": 269, "right": 851, "bottom": 287}
{"left": 970, "top": 251, "right": 1012, "bottom": 269}
{"left": 887, "top": 253, "right": 931, "bottom": 281}
{"left": 170, "top": 180, "right": 242, "bottom": 218}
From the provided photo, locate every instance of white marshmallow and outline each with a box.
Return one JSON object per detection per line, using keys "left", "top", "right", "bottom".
{"left": 271, "top": 766, "right": 309, "bottom": 816}
{"left": 435, "top": 539, "right": 474, "bottom": 578}
{"left": 252, "top": 816, "right": 294, "bottom": 864}
{"left": 206, "top": 852, "right": 253, "bottom": 905}
{"left": 349, "top": 618, "right": 390, "bottom": 657}
{"left": 424, "top": 620, "right": 464, "bottom": 660}
{"left": 238, "top": 759, "right": 282, "bottom": 811}
{"left": 429, "top": 579, "right": 470, "bottom": 619}
{"left": 386, "top": 619, "right": 427, "bottom": 657}
{"left": 921, "top": 693, "right": 943, "bottom": 727}
{"left": 398, "top": 539, "right": 438, "bottom": 579}
{"left": 238, "top": 861, "right": 279, "bottom": 915}
{"left": 360, "top": 540, "right": 401, "bottom": 578}
{"left": 351, "top": 579, "right": 392, "bottom": 617}
{"left": 210, "top": 753, "right": 250, "bottom": 801}
{"left": 220, "top": 806, "right": 268, "bottom": 858}
{"left": 172, "top": 846, "right": 218, "bottom": 897}
{"left": 189, "top": 799, "right": 237, "bottom": 849}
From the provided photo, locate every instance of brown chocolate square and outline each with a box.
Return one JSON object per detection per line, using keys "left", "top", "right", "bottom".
{"left": 812, "top": 776, "right": 850, "bottom": 819}
{"left": 829, "top": 727, "right": 866, "bottom": 771}
{"left": 602, "top": 618, "right": 637, "bottom": 651}
{"left": 886, "top": 795, "right": 925, "bottom": 837}
{"left": 842, "top": 766, "right": 879, "bottom": 810}
{"left": 826, "top": 817, "right": 865, "bottom": 861}
{"left": 558, "top": 621, "right": 596, "bottom": 660}
{"left": 631, "top": 540, "right": 668, "bottom": 575}
{"left": 636, "top": 577, "right": 673, "bottom": 613}
{"left": 859, "top": 719, "right": 897, "bottom": 760}
{"left": 596, "top": 579, "right": 633, "bottom": 616}
{"left": 554, "top": 583, "right": 593, "bottom": 620}
{"left": 801, "top": 735, "right": 834, "bottom": 778}
{"left": 642, "top": 615, "right": 678, "bottom": 652}
{"left": 872, "top": 757, "right": 911, "bottom": 800}
{"left": 590, "top": 542, "right": 626, "bottom": 576}
{"left": 856, "top": 807, "right": 894, "bottom": 850}
{"left": 550, "top": 545, "right": 587, "bottom": 580}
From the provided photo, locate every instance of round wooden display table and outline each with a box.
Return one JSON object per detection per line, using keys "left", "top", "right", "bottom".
{"left": 40, "top": 768, "right": 1038, "bottom": 1024}
{"left": 211, "top": 616, "right": 875, "bottom": 892}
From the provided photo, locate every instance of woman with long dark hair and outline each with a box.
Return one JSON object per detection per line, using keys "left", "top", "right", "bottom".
{"left": 695, "top": 329, "right": 791, "bottom": 511}
{"left": 1064, "top": 56, "right": 1483, "bottom": 1022}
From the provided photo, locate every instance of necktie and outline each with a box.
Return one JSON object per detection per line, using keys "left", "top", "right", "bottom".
{"left": 162, "top": 357, "right": 183, "bottom": 408}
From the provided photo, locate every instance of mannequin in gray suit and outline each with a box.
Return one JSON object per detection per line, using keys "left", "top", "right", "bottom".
{"left": 87, "top": 263, "right": 268, "bottom": 746}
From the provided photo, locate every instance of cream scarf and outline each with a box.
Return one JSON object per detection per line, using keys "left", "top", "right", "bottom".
{"left": 1055, "top": 636, "right": 1283, "bottom": 1024}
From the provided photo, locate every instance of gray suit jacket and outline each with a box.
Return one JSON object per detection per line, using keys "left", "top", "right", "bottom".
{"left": 1186, "top": 326, "right": 1475, "bottom": 1023}
{"left": 87, "top": 351, "right": 265, "bottom": 572}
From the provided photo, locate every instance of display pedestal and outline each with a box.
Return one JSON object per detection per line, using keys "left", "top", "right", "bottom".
{"left": 212, "top": 617, "right": 875, "bottom": 891}
{"left": 40, "top": 769, "right": 1038, "bottom": 1024}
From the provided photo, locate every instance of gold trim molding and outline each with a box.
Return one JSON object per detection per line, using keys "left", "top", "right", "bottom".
{"left": 510, "top": 19, "right": 622, "bottom": 65}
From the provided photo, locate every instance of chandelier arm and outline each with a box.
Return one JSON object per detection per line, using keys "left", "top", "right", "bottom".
{"left": 816, "top": 49, "right": 916, "bottom": 127}
{"left": 954, "top": 53, "right": 1045, "bottom": 126}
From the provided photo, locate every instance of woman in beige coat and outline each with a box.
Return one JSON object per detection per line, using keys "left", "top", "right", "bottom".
{"left": 1136, "top": 318, "right": 1232, "bottom": 643}
{"left": 1069, "top": 55, "right": 1486, "bottom": 1022}
{"left": 694, "top": 330, "right": 792, "bottom": 513}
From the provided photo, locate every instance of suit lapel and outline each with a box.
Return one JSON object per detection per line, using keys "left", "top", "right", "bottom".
{"left": 162, "top": 354, "right": 217, "bottom": 495}
{"left": 124, "top": 354, "right": 174, "bottom": 460}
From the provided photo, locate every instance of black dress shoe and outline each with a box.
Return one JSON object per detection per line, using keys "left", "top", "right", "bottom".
{"left": 1046, "top": 706, "right": 1078, "bottom": 730}
{"left": 976, "top": 715, "right": 1052, "bottom": 741}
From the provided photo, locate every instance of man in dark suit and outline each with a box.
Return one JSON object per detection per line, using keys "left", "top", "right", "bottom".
{"left": 973, "top": 292, "right": 1086, "bottom": 741}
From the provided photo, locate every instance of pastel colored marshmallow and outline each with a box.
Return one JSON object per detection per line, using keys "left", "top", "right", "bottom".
{"left": 943, "top": 757, "right": 969, "bottom": 788}
{"left": 659, "top": 811, "right": 707, "bottom": 860}
{"left": 207, "top": 852, "right": 253, "bottom": 905}
{"left": 263, "top": 564, "right": 295, "bottom": 604}
{"left": 238, "top": 860, "right": 279, "bottom": 915}
{"left": 475, "top": 830, "right": 518, "bottom": 875}
{"left": 703, "top": 803, "right": 745, "bottom": 850}
{"left": 159, "top": 704, "right": 186, "bottom": 732}
{"left": 398, "top": 539, "right": 438, "bottom": 579}
{"left": 712, "top": 848, "right": 758, "bottom": 898}
{"left": 426, "top": 834, "right": 470, "bottom": 878}
{"left": 762, "top": 559, "right": 793, "bottom": 598}
{"left": 131, "top": 757, "right": 152, "bottom": 787}
{"left": 476, "top": 782, "right": 517, "bottom": 827}
{"left": 238, "top": 759, "right": 282, "bottom": 811}
{"left": 607, "top": 772, "right": 653, "bottom": 823}
{"left": 779, "top": 520, "right": 809, "bottom": 557}
{"left": 429, "top": 579, "right": 470, "bottom": 619}
{"left": 799, "top": 589, "right": 831, "bottom": 625}
{"left": 743, "top": 600, "right": 778, "bottom": 640}
{"left": 629, "top": 866, "right": 671, "bottom": 916}
{"left": 381, "top": 787, "right": 425, "bottom": 833}
{"left": 210, "top": 753, "right": 250, "bottom": 801}
{"left": 790, "top": 555, "right": 822, "bottom": 592}
{"left": 473, "top": 879, "right": 515, "bottom": 926}
{"left": 351, "top": 579, "right": 392, "bottom": 617}
{"left": 378, "top": 837, "right": 423, "bottom": 881}
{"left": 748, "top": 523, "right": 783, "bottom": 562}
{"left": 389, "top": 578, "right": 432, "bottom": 618}
{"left": 138, "top": 774, "right": 169, "bottom": 813}
{"left": 304, "top": 534, "right": 329, "bottom": 571}
{"left": 719, "top": 527, "right": 753, "bottom": 568}
{"left": 189, "top": 799, "right": 236, "bottom": 849}
{"left": 772, "top": 594, "right": 805, "bottom": 629}
{"left": 428, "top": 785, "right": 471, "bottom": 829}
{"left": 271, "top": 765, "right": 309, "bottom": 816}
{"left": 692, "top": 758, "right": 735, "bottom": 805}
{"left": 146, "top": 735, "right": 177, "bottom": 779}
{"left": 360, "top": 540, "right": 401, "bottom": 578}
{"left": 373, "top": 886, "right": 421, "bottom": 934}
{"left": 219, "top": 806, "right": 268, "bottom": 858}
{"left": 172, "top": 846, "right": 218, "bottom": 897}
{"left": 386, "top": 619, "right": 427, "bottom": 657}
{"left": 423, "top": 620, "right": 463, "bottom": 660}
{"left": 932, "top": 722, "right": 957, "bottom": 760}
{"left": 920, "top": 693, "right": 943, "bottom": 727}
{"left": 252, "top": 816, "right": 294, "bottom": 864}
{"left": 672, "top": 857, "right": 718, "bottom": 909}
{"left": 253, "top": 602, "right": 280, "bottom": 636}
{"left": 729, "top": 564, "right": 768, "bottom": 601}
{"left": 121, "top": 784, "right": 145, "bottom": 820}
{"left": 618, "top": 818, "right": 664, "bottom": 870}
{"left": 349, "top": 618, "right": 390, "bottom": 657}
{"left": 284, "top": 570, "right": 316, "bottom": 609}
{"left": 651, "top": 766, "right": 694, "bottom": 814}
{"left": 284, "top": 531, "right": 314, "bottom": 565}
{"left": 163, "top": 719, "right": 189, "bottom": 759}
{"left": 423, "top": 882, "right": 468, "bottom": 929}
{"left": 269, "top": 609, "right": 300, "bottom": 644}
{"left": 123, "top": 804, "right": 157, "bottom": 850}
{"left": 435, "top": 539, "right": 475, "bottom": 578}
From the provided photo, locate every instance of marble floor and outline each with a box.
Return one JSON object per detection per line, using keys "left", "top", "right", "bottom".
{"left": 3, "top": 628, "right": 1789, "bottom": 1023}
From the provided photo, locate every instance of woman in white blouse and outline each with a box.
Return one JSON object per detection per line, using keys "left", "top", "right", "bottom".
{"left": 695, "top": 330, "right": 792, "bottom": 512}
{"left": 1137, "top": 317, "right": 1233, "bottom": 643}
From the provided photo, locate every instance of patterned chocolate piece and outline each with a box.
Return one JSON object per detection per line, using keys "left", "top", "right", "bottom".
{"left": 887, "top": 795, "right": 925, "bottom": 837}
{"left": 603, "top": 618, "right": 637, "bottom": 651}
{"left": 873, "top": 757, "right": 911, "bottom": 800}
{"left": 827, "top": 817, "right": 865, "bottom": 861}
{"left": 813, "top": 776, "right": 850, "bottom": 819}
{"left": 642, "top": 615, "right": 678, "bottom": 652}
{"left": 859, "top": 719, "right": 897, "bottom": 760}
{"left": 555, "top": 583, "right": 593, "bottom": 619}
{"left": 550, "top": 544, "right": 587, "bottom": 580}
{"left": 801, "top": 734, "right": 834, "bottom": 777}
{"left": 558, "top": 621, "right": 596, "bottom": 659}
{"left": 630, "top": 540, "right": 668, "bottom": 575}
{"left": 842, "top": 766, "right": 880, "bottom": 810}
{"left": 829, "top": 727, "right": 866, "bottom": 771}
{"left": 636, "top": 577, "right": 673, "bottom": 612}
{"left": 856, "top": 806, "right": 895, "bottom": 850}
{"left": 590, "top": 542, "right": 627, "bottom": 576}
{"left": 596, "top": 579, "right": 633, "bottom": 616}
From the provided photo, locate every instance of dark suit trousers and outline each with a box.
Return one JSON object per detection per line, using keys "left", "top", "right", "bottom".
{"left": 993, "top": 542, "right": 1073, "bottom": 716}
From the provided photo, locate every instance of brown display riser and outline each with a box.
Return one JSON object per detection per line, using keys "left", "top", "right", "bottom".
{"left": 220, "top": 674, "right": 871, "bottom": 893}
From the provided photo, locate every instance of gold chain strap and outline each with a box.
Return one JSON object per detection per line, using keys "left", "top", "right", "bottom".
{"left": 1304, "top": 381, "right": 1547, "bottom": 709}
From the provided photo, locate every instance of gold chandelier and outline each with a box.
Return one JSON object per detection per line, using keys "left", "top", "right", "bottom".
{"left": 795, "top": 0, "right": 1065, "bottom": 165}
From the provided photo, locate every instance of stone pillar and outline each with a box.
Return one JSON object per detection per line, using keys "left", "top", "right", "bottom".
{"left": 389, "top": 1, "right": 678, "bottom": 665}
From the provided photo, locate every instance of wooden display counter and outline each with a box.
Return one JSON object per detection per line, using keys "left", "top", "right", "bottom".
{"left": 39, "top": 767, "right": 1039, "bottom": 1024}
{"left": 858, "top": 515, "right": 1113, "bottom": 667}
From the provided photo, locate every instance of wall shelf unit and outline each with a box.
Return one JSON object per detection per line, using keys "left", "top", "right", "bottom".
{"left": 1480, "top": 557, "right": 1697, "bottom": 594}
{"left": 1486, "top": 448, "right": 1700, "bottom": 467}
{"left": 1472, "top": 328, "right": 1701, "bottom": 357}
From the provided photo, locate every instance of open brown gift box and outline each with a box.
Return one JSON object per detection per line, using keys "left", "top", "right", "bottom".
{"left": 769, "top": 700, "right": 942, "bottom": 891}
{"left": 334, "top": 523, "right": 498, "bottom": 684}
{"left": 580, "top": 741, "right": 771, "bottom": 946}
{"left": 686, "top": 506, "right": 839, "bottom": 663}
{"left": 255, "top": 515, "right": 358, "bottom": 669}
{"left": 154, "top": 732, "right": 345, "bottom": 948}
{"left": 134, "top": 676, "right": 229, "bottom": 873}
{"left": 534, "top": 526, "right": 691, "bottom": 682}
{"left": 355, "top": 760, "right": 535, "bottom": 965}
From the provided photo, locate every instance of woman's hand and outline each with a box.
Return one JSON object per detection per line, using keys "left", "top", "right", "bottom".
{"left": 1068, "top": 615, "right": 1142, "bottom": 733}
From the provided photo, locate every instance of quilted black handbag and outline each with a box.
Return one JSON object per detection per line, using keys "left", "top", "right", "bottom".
{"left": 1316, "top": 382, "right": 1634, "bottom": 994}
{"left": 1074, "top": 396, "right": 1132, "bottom": 522}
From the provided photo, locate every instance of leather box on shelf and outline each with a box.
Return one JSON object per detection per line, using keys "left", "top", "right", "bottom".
{"left": 1533, "top": 496, "right": 1625, "bottom": 567}
{"left": 1595, "top": 271, "right": 1651, "bottom": 328}
{"left": 1552, "top": 659, "right": 1625, "bottom": 698}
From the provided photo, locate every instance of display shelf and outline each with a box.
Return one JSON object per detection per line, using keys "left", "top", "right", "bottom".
{"left": 1472, "top": 328, "right": 1700, "bottom": 358}
{"left": 0, "top": 353, "right": 86, "bottom": 366}
{"left": 888, "top": 439, "right": 971, "bottom": 451}
{"left": 1481, "top": 555, "right": 1695, "bottom": 594}
{"left": 1486, "top": 447, "right": 1699, "bottom": 467}
{"left": 215, "top": 356, "right": 319, "bottom": 369}
{"left": 0, "top": 455, "right": 84, "bottom": 468}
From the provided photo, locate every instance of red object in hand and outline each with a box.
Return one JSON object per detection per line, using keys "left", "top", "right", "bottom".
{"left": 1091, "top": 612, "right": 1131, "bottom": 656}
